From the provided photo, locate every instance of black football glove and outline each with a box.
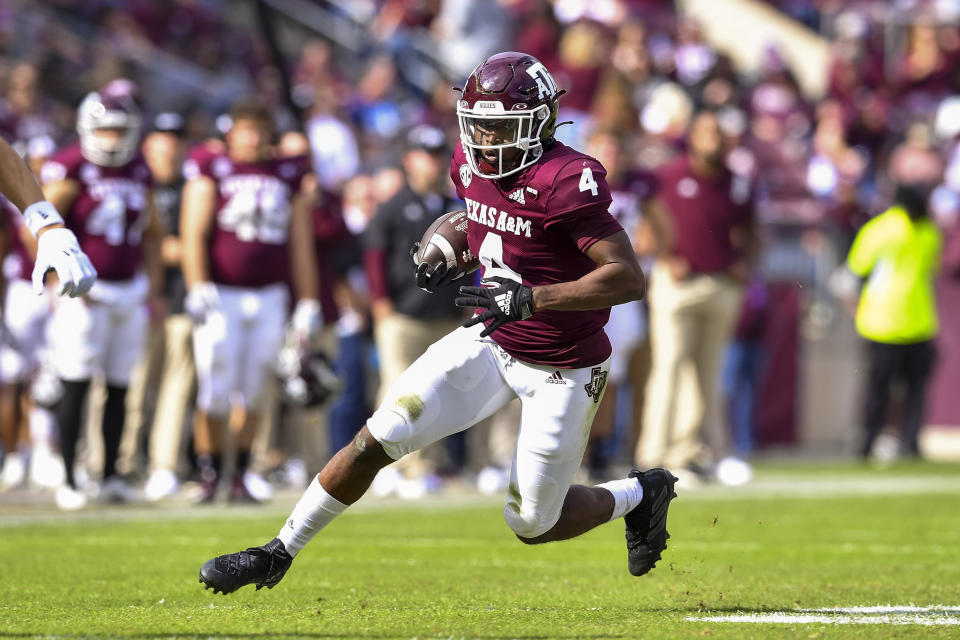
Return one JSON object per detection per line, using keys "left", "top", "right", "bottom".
{"left": 410, "top": 242, "right": 459, "bottom": 293}
{"left": 455, "top": 276, "right": 535, "bottom": 338}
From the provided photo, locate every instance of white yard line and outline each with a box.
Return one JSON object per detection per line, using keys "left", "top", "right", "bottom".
{"left": 687, "top": 605, "right": 960, "bottom": 626}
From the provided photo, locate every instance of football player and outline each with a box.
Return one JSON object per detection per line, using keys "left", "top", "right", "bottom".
{"left": 40, "top": 84, "right": 164, "bottom": 510}
{"left": 198, "top": 52, "right": 677, "bottom": 594}
{"left": 180, "top": 99, "right": 320, "bottom": 503}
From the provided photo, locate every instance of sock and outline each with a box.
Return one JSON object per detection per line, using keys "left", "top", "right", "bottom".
{"left": 197, "top": 453, "right": 221, "bottom": 482}
{"left": 597, "top": 476, "right": 644, "bottom": 521}
{"left": 277, "top": 476, "right": 347, "bottom": 557}
{"left": 29, "top": 407, "right": 57, "bottom": 449}
{"left": 236, "top": 449, "right": 251, "bottom": 475}
{"left": 56, "top": 379, "right": 91, "bottom": 489}
{"left": 102, "top": 384, "right": 127, "bottom": 480}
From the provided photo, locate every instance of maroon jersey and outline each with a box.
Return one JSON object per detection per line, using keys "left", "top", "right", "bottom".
{"left": 1, "top": 199, "right": 33, "bottom": 282}
{"left": 183, "top": 146, "right": 309, "bottom": 288}
{"left": 40, "top": 144, "right": 152, "bottom": 282}
{"left": 655, "top": 156, "right": 754, "bottom": 274}
{"left": 451, "top": 141, "right": 622, "bottom": 368}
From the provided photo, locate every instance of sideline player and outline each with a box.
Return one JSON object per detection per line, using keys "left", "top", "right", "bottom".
{"left": 0, "top": 135, "right": 97, "bottom": 296}
{"left": 198, "top": 52, "right": 677, "bottom": 594}
{"left": 40, "top": 85, "right": 164, "bottom": 509}
{"left": 180, "top": 99, "right": 321, "bottom": 503}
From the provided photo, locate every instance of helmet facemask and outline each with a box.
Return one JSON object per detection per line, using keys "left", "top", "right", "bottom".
{"left": 457, "top": 101, "right": 553, "bottom": 179}
{"left": 77, "top": 92, "right": 141, "bottom": 167}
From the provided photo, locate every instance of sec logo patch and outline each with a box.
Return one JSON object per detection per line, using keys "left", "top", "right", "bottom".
{"left": 460, "top": 164, "right": 473, "bottom": 188}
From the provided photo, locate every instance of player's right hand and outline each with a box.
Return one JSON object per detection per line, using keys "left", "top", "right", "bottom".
{"left": 185, "top": 281, "right": 220, "bottom": 322}
{"left": 32, "top": 227, "right": 98, "bottom": 297}
{"left": 411, "top": 242, "right": 458, "bottom": 293}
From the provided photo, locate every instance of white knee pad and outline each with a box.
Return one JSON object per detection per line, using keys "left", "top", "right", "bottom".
{"left": 503, "top": 503, "right": 560, "bottom": 539}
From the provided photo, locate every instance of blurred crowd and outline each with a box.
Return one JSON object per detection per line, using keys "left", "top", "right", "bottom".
{"left": 2, "top": 0, "right": 960, "bottom": 508}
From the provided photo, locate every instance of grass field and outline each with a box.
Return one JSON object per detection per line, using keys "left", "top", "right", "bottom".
{"left": 1, "top": 460, "right": 959, "bottom": 639}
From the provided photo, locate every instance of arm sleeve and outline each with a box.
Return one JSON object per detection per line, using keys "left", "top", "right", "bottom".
{"left": 847, "top": 220, "right": 879, "bottom": 277}
{"left": 543, "top": 159, "right": 621, "bottom": 252}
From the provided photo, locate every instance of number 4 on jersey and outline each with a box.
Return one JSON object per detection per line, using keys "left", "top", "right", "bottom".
{"left": 579, "top": 167, "right": 598, "bottom": 197}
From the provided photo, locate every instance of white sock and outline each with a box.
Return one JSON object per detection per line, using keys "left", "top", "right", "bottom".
{"left": 597, "top": 477, "right": 644, "bottom": 521}
{"left": 277, "top": 476, "right": 348, "bottom": 557}
{"left": 30, "top": 407, "right": 57, "bottom": 447}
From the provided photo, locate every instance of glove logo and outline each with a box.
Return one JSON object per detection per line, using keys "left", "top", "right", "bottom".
{"left": 495, "top": 291, "right": 513, "bottom": 315}
{"left": 584, "top": 366, "right": 608, "bottom": 403}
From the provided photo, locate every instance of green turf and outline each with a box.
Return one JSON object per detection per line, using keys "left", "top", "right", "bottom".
{"left": 1, "top": 462, "right": 959, "bottom": 639}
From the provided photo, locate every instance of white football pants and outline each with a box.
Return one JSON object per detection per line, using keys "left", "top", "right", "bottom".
{"left": 48, "top": 275, "right": 149, "bottom": 385}
{"left": 367, "top": 323, "right": 610, "bottom": 538}
{"left": 193, "top": 283, "right": 288, "bottom": 416}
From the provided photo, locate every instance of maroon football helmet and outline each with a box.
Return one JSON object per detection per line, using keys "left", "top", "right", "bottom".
{"left": 457, "top": 51, "right": 562, "bottom": 179}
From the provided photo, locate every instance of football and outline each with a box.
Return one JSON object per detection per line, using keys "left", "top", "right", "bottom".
{"left": 415, "top": 209, "right": 479, "bottom": 278}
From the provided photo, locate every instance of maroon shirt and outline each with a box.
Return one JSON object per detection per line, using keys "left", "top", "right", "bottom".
{"left": 183, "top": 146, "right": 309, "bottom": 288}
{"left": 41, "top": 145, "right": 152, "bottom": 282}
{"left": 451, "top": 141, "right": 623, "bottom": 368}
{"left": 1, "top": 200, "right": 32, "bottom": 282}
{"left": 655, "top": 156, "right": 754, "bottom": 274}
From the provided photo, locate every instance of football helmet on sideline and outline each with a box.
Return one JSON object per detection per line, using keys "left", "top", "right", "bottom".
{"left": 275, "top": 342, "right": 342, "bottom": 408}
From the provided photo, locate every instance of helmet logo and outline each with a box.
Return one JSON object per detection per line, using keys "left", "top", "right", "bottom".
{"left": 474, "top": 100, "right": 505, "bottom": 114}
{"left": 459, "top": 164, "right": 473, "bottom": 187}
{"left": 525, "top": 62, "right": 558, "bottom": 100}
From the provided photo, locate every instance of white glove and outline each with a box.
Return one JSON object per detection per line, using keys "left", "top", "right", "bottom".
{"left": 291, "top": 298, "right": 322, "bottom": 342}
{"left": 184, "top": 282, "right": 220, "bottom": 322}
{"left": 32, "top": 228, "right": 98, "bottom": 297}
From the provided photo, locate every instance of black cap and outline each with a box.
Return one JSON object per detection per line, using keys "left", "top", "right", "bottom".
{"left": 152, "top": 112, "right": 186, "bottom": 136}
{"left": 407, "top": 124, "right": 447, "bottom": 154}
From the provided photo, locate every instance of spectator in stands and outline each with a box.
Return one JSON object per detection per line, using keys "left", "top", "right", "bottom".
{"left": 640, "top": 109, "right": 757, "bottom": 484}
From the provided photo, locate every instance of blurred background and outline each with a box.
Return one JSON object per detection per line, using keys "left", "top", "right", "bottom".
{"left": 2, "top": 0, "right": 960, "bottom": 511}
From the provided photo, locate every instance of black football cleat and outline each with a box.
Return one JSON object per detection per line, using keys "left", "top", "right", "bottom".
{"left": 199, "top": 538, "right": 292, "bottom": 595}
{"left": 624, "top": 468, "right": 678, "bottom": 577}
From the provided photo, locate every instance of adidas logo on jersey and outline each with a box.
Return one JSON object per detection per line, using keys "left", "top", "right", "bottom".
{"left": 545, "top": 371, "right": 565, "bottom": 384}
{"left": 508, "top": 188, "right": 525, "bottom": 205}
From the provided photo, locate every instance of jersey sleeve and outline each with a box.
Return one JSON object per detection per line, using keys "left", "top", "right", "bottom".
{"left": 543, "top": 158, "right": 621, "bottom": 252}
{"left": 182, "top": 145, "right": 219, "bottom": 181}
{"left": 449, "top": 146, "right": 466, "bottom": 201}
{"left": 40, "top": 148, "right": 83, "bottom": 185}
{"left": 275, "top": 154, "right": 312, "bottom": 192}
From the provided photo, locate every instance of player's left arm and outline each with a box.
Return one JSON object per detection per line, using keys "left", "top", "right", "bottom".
{"left": 531, "top": 230, "right": 646, "bottom": 311}
{"left": 288, "top": 189, "right": 322, "bottom": 340}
